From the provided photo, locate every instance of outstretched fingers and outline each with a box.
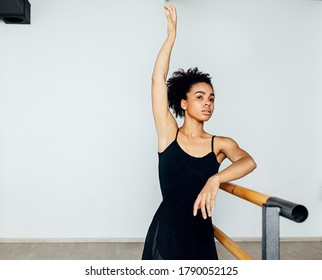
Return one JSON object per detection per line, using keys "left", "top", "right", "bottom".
{"left": 193, "top": 194, "right": 211, "bottom": 219}
{"left": 164, "top": 3, "right": 176, "bottom": 21}
{"left": 193, "top": 190, "right": 217, "bottom": 219}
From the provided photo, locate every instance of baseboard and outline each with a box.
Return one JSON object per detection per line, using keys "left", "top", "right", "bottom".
{"left": 1, "top": 237, "right": 322, "bottom": 243}
{"left": 228, "top": 236, "right": 322, "bottom": 242}
{"left": 0, "top": 237, "right": 145, "bottom": 243}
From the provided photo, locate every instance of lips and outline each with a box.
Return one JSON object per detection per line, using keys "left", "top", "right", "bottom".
{"left": 202, "top": 110, "right": 211, "bottom": 115}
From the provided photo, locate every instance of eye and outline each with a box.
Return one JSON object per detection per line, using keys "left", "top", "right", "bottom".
{"left": 197, "top": 95, "right": 203, "bottom": 100}
{"left": 210, "top": 98, "right": 215, "bottom": 103}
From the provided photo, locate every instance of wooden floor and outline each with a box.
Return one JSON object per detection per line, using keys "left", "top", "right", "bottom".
{"left": 0, "top": 241, "right": 321, "bottom": 260}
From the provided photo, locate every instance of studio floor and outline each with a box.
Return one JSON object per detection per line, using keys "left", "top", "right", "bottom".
{"left": 0, "top": 241, "right": 321, "bottom": 260}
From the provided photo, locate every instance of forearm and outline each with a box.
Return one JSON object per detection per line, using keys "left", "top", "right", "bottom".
{"left": 210, "top": 157, "right": 257, "bottom": 185}
{"left": 152, "top": 33, "right": 176, "bottom": 82}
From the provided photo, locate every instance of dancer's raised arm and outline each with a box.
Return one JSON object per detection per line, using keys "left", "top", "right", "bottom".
{"left": 152, "top": 3, "right": 178, "bottom": 152}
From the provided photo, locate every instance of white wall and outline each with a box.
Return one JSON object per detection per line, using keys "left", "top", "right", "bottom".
{"left": 0, "top": 0, "right": 321, "bottom": 239}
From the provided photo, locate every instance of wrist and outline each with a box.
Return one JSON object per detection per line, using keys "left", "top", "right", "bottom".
{"left": 209, "top": 175, "right": 221, "bottom": 185}
{"left": 167, "top": 31, "right": 176, "bottom": 39}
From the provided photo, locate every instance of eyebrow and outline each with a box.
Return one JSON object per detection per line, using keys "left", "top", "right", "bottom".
{"left": 194, "top": 91, "right": 215, "bottom": 96}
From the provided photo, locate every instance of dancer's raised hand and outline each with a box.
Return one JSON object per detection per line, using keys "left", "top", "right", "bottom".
{"left": 164, "top": 3, "right": 177, "bottom": 36}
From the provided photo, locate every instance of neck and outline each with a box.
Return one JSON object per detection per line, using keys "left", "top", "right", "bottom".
{"left": 180, "top": 119, "right": 204, "bottom": 138}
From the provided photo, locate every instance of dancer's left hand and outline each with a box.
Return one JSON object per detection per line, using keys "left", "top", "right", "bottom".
{"left": 193, "top": 176, "right": 220, "bottom": 219}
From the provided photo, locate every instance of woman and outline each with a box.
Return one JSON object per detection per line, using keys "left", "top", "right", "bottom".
{"left": 142, "top": 3, "right": 256, "bottom": 260}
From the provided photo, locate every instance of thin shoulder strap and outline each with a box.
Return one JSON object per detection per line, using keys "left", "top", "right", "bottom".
{"left": 211, "top": 135, "right": 216, "bottom": 153}
{"left": 175, "top": 129, "right": 180, "bottom": 141}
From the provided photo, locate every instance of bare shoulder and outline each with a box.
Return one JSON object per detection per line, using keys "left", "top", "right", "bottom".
{"left": 212, "top": 136, "right": 242, "bottom": 163}
{"left": 214, "top": 135, "right": 255, "bottom": 164}
{"left": 214, "top": 136, "right": 239, "bottom": 148}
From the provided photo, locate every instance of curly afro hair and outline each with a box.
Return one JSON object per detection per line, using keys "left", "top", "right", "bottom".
{"left": 167, "top": 67, "right": 213, "bottom": 118}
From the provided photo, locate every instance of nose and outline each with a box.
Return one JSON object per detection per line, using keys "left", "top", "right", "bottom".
{"left": 204, "top": 100, "right": 211, "bottom": 106}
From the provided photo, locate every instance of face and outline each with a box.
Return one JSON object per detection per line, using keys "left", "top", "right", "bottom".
{"left": 181, "top": 82, "right": 215, "bottom": 122}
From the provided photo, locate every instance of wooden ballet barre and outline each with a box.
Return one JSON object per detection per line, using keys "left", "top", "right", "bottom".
{"left": 213, "top": 225, "right": 255, "bottom": 260}
{"left": 219, "top": 182, "right": 270, "bottom": 207}
{"left": 216, "top": 182, "right": 308, "bottom": 260}
{"left": 219, "top": 182, "right": 308, "bottom": 223}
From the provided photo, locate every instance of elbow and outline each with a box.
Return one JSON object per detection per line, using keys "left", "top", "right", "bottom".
{"left": 241, "top": 156, "right": 256, "bottom": 173}
{"left": 250, "top": 158, "right": 257, "bottom": 172}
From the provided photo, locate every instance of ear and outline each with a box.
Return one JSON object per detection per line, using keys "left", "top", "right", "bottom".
{"left": 181, "top": 99, "right": 187, "bottom": 111}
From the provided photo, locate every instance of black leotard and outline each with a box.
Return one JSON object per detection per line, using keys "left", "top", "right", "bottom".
{"left": 142, "top": 130, "right": 220, "bottom": 260}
